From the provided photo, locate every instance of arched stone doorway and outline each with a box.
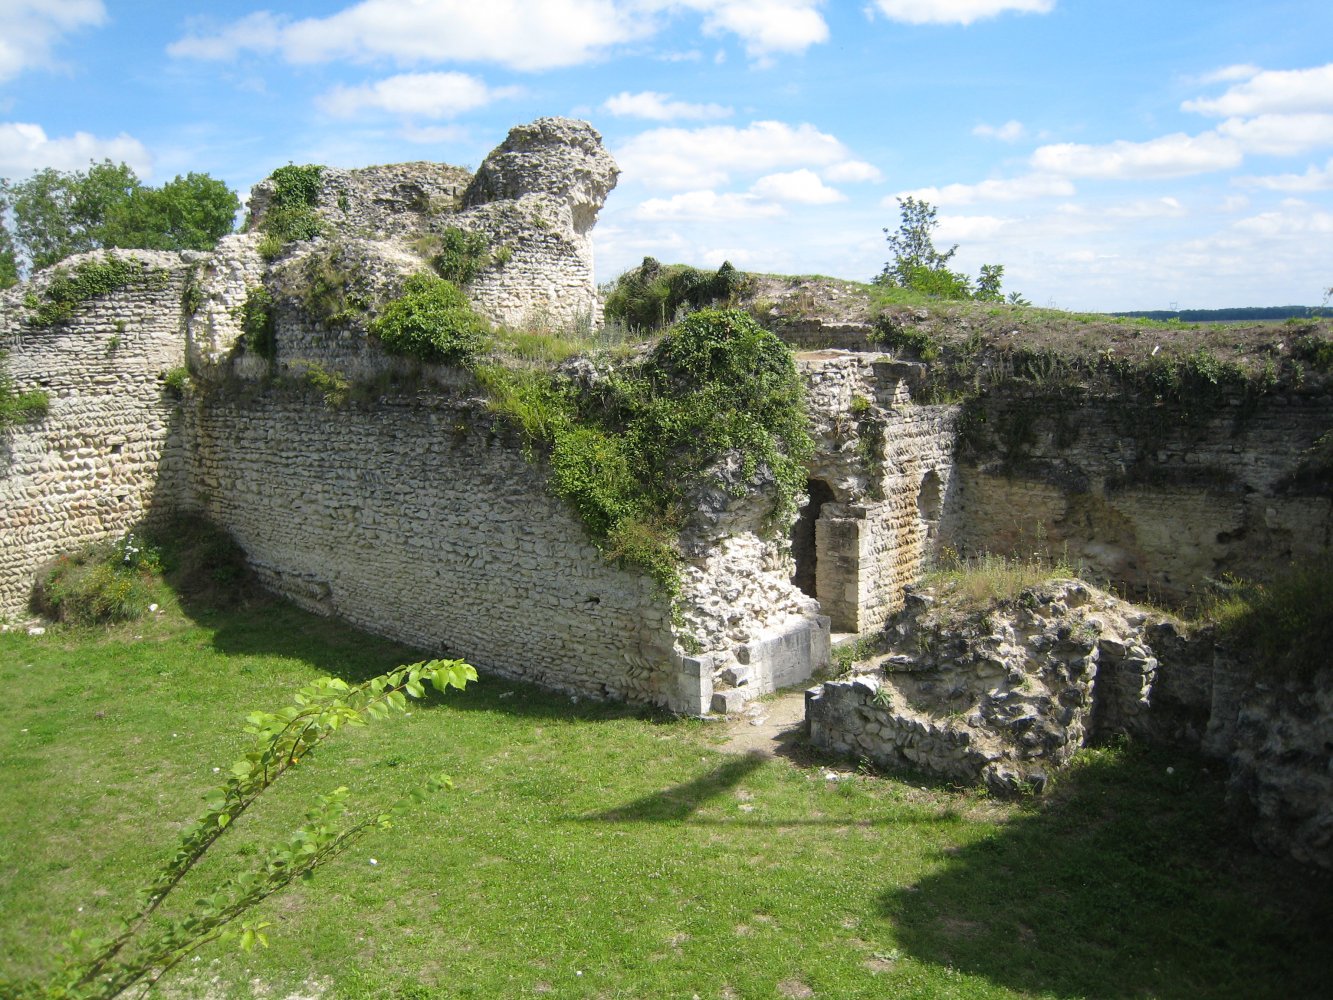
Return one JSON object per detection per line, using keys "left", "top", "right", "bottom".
{"left": 791, "top": 478, "right": 835, "bottom": 599}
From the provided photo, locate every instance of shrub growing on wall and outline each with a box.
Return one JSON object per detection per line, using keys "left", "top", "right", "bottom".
{"left": 370, "top": 273, "right": 490, "bottom": 366}
{"left": 480, "top": 308, "right": 812, "bottom": 590}
{"left": 604, "top": 257, "right": 751, "bottom": 331}
{"left": 257, "top": 164, "right": 325, "bottom": 256}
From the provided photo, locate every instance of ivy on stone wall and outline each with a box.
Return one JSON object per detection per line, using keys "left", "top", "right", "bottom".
{"left": 477, "top": 308, "right": 813, "bottom": 592}
{"left": 370, "top": 273, "right": 490, "bottom": 367}
{"left": 257, "top": 164, "right": 325, "bottom": 258}
{"left": 24, "top": 253, "right": 167, "bottom": 327}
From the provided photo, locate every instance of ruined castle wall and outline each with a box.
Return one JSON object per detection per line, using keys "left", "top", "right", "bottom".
{"left": 0, "top": 252, "right": 192, "bottom": 617}
{"left": 945, "top": 391, "right": 1332, "bottom": 600}
{"left": 181, "top": 389, "right": 680, "bottom": 705}
{"left": 800, "top": 352, "right": 958, "bottom": 633}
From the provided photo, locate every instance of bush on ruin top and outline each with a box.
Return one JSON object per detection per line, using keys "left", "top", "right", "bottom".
{"left": 370, "top": 272, "right": 490, "bottom": 367}
{"left": 603, "top": 257, "right": 750, "bottom": 331}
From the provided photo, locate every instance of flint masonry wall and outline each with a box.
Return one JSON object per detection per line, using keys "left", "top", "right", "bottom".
{"left": 181, "top": 387, "right": 679, "bottom": 704}
{"left": 0, "top": 251, "right": 192, "bottom": 616}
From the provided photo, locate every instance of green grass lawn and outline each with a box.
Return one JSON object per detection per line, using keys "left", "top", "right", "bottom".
{"left": 2, "top": 590, "right": 1330, "bottom": 999}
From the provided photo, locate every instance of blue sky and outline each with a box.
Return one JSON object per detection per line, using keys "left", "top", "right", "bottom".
{"left": 2, "top": 0, "right": 1331, "bottom": 311}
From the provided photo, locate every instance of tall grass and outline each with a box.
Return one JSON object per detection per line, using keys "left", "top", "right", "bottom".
{"left": 922, "top": 547, "right": 1079, "bottom": 612}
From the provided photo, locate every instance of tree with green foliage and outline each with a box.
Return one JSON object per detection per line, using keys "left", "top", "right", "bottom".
{"left": 878, "top": 196, "right": 958, "bottom": 287}
{"left": 0, "top": 220, "right": 18, "bottom": 289}
{"left": 876, "top": 196, "right": 1017, "bottom": 304}
{"left": 0, "top": 161, "right": 238, "bottom": 276}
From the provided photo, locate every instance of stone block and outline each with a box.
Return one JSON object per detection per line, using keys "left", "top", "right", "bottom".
{"left": 711, "top": 688, "right": 748, "bottom": 715}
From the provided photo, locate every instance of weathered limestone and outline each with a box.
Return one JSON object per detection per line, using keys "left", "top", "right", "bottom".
{"left": 796, "top": 351, "right": 958, "bottom": 633}
{"left": 180, "top": 390, "right": 679, "bottom": 707}
{"left": 947, "top": 391, "right": 1333, "bottom": 601}
{"left": 0, "top": 249, "right": 193, "bottom": 614}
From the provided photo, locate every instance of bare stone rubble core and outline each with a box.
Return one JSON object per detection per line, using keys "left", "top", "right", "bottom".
{"left": 1, "top": 117, "right": 1329, "bottom": 868}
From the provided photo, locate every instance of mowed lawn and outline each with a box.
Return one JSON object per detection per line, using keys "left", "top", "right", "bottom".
{"left": 2, "top": 592, "right": 1330, "bottom": 999}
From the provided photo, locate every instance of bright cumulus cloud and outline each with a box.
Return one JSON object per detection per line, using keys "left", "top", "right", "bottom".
{"left": 685, "top": 0, "right": 829, "bottom": 57}
{"left": 317, "top": 72, "right": 520, "bottom": 119}
{"left": 0, "top": 121, "right": 151, "bottom": 175}
{"left": 0, "top": 0, "right": 106, "bottom": 82}
{"left": 871, "top": 0, "right": 1054, "bottom": 26}
{"left": 896, "top": 173, "right": 1074, "bottom": 205}
{"left": 1239, "top": 157, "right": 1333, "bottom": 193}
{"left": 169, "top": 0, "right": 648, "bottom": 71}
{"left": 1183, "top": 63, "right": 1333, "bottom": 117}
{"left": 616, "top": 120, "right": 853, "bottom": 190}
{"left": 751, "top": 169, "right": 845, "bottom": 204}
{"left": 602, "top": 91, "right": 731, "bottom": 121}
{"left": 1215, "top": 113, "right": 1333, "bottom": 157}
{"left": 1031, "top": 132, "right": 1243, "bottom": 179}
{"left": 168, "top": 0, "right": 830, "bottom": 70}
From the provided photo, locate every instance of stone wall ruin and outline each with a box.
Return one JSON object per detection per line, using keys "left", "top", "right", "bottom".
{"left": 1, "top": 118, "right": 1330, "bottom": 865}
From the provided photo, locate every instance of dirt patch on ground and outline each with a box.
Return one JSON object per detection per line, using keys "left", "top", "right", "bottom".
{"left": 714, "top": 690, "right": 810, "bottom": 758}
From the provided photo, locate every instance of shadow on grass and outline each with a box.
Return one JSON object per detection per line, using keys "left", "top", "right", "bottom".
{"left": 584, "top": 753, "right": 767, "bottom": 822}
{"left": 881, "top": 741, "right": 1333, "bottom": 999}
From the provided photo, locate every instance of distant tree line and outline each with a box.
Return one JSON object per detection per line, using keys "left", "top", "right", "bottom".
{"left": 1111, "top": 306, "right": 1327, "bottom": 322}
{"left": 0, "top": 160, "right": 239, "bottom": 288}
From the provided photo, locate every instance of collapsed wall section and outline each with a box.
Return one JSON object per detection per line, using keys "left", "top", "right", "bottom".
{"left": 0, "top": 251, "right": 193, "bottom": 618}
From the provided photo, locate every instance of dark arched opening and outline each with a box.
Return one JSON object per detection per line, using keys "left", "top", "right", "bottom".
{"left": 791, "top": 478, "right": 835, "bottom": 599}
{"left": 917, "top": 468, "right": 943, "bottom": 527}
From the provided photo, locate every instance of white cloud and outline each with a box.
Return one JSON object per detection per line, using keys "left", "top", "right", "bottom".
{"left": 1183, "top": 63, "right": 1333, "bottom": 117}
{"left": 1031, "top": 131, "right": 1242, "bottom": 179}
{"left": 167, "top": 11, "right": 283, "bottom": 61}
{"left": 0, "top": 121, "right": 152, "bottom": 176}
{"left": 0, "top": 0, "right": 105, "bottom": 82}
{"left": 1232, "top": 202, "right": 1333, "bottom": 239}
{"left": 972, "top": 119, "right": 1026, "bottom": 142}
{"left": 615, "top": 120, "right": 852, "bottom": 190}
{"left": 896, "top": 173, "right": 1073, "bottom": 205}
{"left": 316, "top": 72, "right": 520, "bottom": 119}
{"left": 602, "top": 90, "right": 731, "bottom": 121}
{"left": 750, "top": 168, "right": 845, "bottom": 203}
{"left": 1193, "top": 64, "right": 1261, "bottom": 85}
{"left": 823, "top": 159, "right": 882, "bottom": 183}
{"left": 633, "top": 189, "right": 785, "bottom": 220}
{"left": 169, "top": 0, "right": 648, "bottom": 72}
{"left": 870, "top": 0, "right": 1054, "bottom": 26}
{"left": 700, "top": 246, "right": 759, "bottom": 266}
{"left": 1104, "top": 196, "right": 1187, "bottom": 219}
{"left": 1237, "top": 157, "right": 1333, "bottom": 193}
{"left": 686, "top": 0, "right": 829, "bottom": 58}
{"left": 1214, "top": 113, "right": 1333, "bottom": 156}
